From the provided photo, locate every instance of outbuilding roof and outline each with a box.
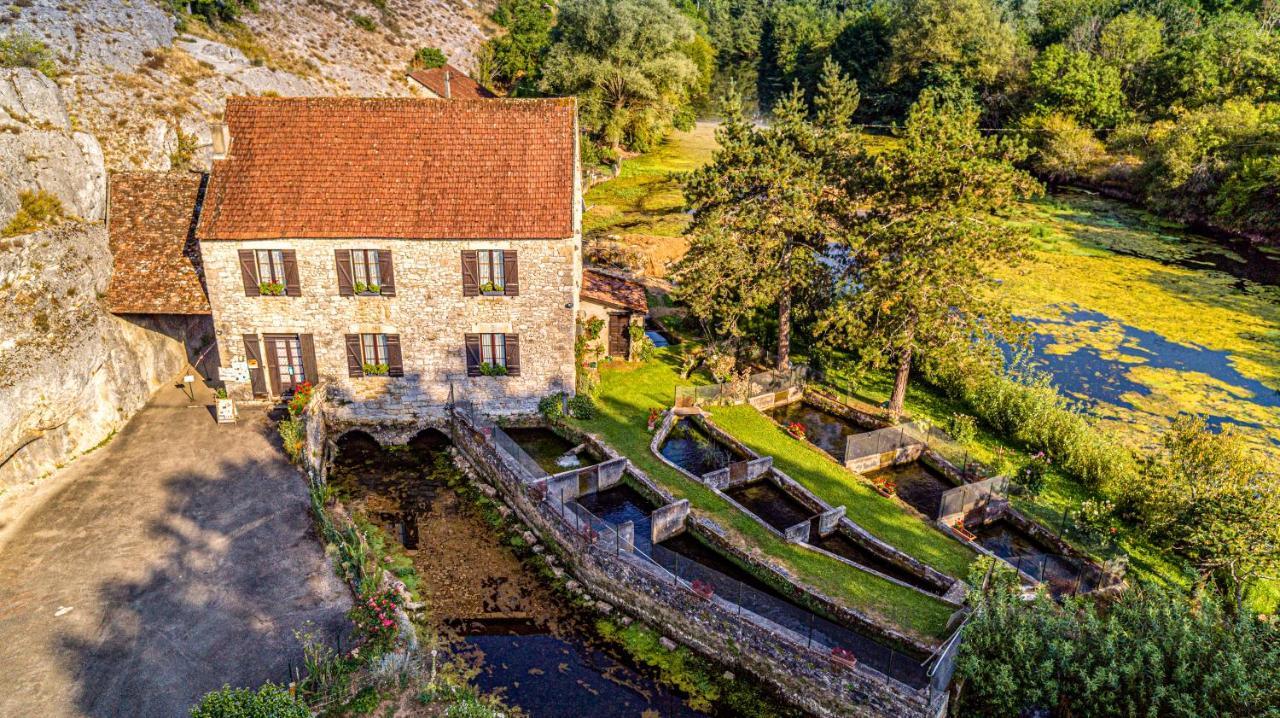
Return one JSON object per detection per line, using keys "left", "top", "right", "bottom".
{"left": 196, "top": 96, "right": 577, "bottom": 241}
{"left": 407, "top": 65, "right": 496, "bottom": 99}
{"left": 581, "top": 268, "right": 649, "bottom": 313}
{"left": 105, "top": 171, "right": 211, "bottom": 315}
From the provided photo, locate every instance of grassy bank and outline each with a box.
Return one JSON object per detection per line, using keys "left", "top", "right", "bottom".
{"left": 569, "top": 350, "right": 959, "bottom": 642}
{"left": 707, "top": 405, "right": 977, "bottom": 579}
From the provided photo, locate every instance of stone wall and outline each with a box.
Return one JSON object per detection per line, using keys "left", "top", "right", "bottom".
{"left": 578, "top": 298, "right": 643, "bottom": 360}
{"left": 202, "top": 236, "right": 581, "bottom": 417}
{"left": 0, "top": 223, "right": 212, "bottom": 489}
{"left": 448, "top": 409, "right": 945, "bottom": 718}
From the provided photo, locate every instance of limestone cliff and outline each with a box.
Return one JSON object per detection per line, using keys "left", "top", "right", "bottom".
{"left": 0, "top": 223, "right": 212, "bottom": 489}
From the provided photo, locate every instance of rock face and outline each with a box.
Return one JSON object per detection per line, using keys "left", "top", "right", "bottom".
{"left": 0, "top": 69, "right": 107, "bottom": 227}
{"left": 0, "top": 223, "right": 211, "bottom": 489}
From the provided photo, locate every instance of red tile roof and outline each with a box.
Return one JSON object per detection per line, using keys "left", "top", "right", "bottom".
{"left": 581, "top": 268, "right": 648, "bottom": 313}
{"left": 407, "top": 65, "right": 496, "bottom": 99}
{"left": 106, "top": 171, "right": 211, "bottom": 314}
{"left": 196, "top": 97, "right": 577, "bottom": 241}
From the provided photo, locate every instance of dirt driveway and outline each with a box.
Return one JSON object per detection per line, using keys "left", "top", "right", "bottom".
{"left": 0, "top": 379, "right": 350, "bottom": 718}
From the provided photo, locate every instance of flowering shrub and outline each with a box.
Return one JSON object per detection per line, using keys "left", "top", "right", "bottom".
{"left": 349, "top": 588, "right": 402, "bottom": 652}
{"left": 647, "top": 407, "right": 661, "bottom": 432}
{"left": 830, "top": 646, "right": 858, "bottom": 668}
{"left": 287, "top": 381, "right": 314, "bottom": 417}
{"left": 1077, "top": 498, "right": 1117, "bottom": 542}
{"left": 1016, "top": 451, "right": 1051, "bottom": 496}
{"left": 786, "top": 421, "right": 807, "bottom": 440}
{"left": 258, "top": 281, "right": 285, "bottom": 296}
{"left": 691, "top": 579, "right": 715, "bottom": 599}
{"left": 947, "top": 412, "right": 978, "bottom": 444}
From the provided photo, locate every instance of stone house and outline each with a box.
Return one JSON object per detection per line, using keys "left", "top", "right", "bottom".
{"left": 579, "top": 268, "right": 649, "bottom": 360}
{"left": 407, "top": 65, "right": 495, "bottom": 100}
{"left": 108, "top": 96, "right": 585, "bottom": 420}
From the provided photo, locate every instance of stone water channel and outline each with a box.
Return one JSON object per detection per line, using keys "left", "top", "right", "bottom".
{"left": 328, "top": 430, "right": 706, "bottom": 718}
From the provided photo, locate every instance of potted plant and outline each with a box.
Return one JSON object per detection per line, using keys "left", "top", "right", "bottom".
{"left": 647, "top": 407, "right": 661, "bottom": 432}
{"left": 786, "top": 421, "right": 807, "bottom": 441}
{"left": 354, "top": 281, "right": 382, "bottom": 295}
{"left": 362, "top": 362, "right": 390, "bottom": 376}
{"left": 478, "top": 362, "right": 509, "bottom": 376}
{"left": 215, "top": 387, "right": 235, "bottom": 423}
{"left": 830, "top": 646, "right": 858, "bottom": 669}
{"left": 479, "top": 281, "right": 504, "bottom": 295}
{"left": 258, "top": 281, "right": 285, "bottom": 296}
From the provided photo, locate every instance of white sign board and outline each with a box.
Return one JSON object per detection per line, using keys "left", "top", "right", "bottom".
{"left": 216, "top": 399, "right": 237, "bottom": 424}
{"left": 219, "top": 362, "right": 250, "bottom": 383}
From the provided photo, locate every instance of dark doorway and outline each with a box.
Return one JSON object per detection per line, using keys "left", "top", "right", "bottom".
{"left": 607, "top": 313, "right": 630, "bottom": 359}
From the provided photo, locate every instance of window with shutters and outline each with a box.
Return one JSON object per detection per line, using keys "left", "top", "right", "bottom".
{"left": 477, "top": 250, "right": 505, "bottom": 294}
{"left": 360, "top": 334, "right": 391, "bottom": 375}
{"left": 255, "top": 250, "right": 286, "bottom": 295}
{"left": 352, "top": 250, "right": 381, "bottom": 294}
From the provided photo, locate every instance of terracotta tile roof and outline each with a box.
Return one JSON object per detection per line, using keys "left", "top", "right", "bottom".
{"left": 105, "top": 171, "right": 211, "bottom": 315}
{"left": 196, "top": 97, "right": 576, "bottom": 241}
{"left": 581, "top": 268, "right": 648, "bottom": 313}
{"left": 407, "top": 65, "right": 496, "bottom": 99}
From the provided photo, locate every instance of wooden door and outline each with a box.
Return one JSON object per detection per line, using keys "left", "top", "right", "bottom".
{"left": 608, "top": 313, "right": 630, "bottom": 359}
{"left": 266, "top": 335, "right": 306, "bottom": 394}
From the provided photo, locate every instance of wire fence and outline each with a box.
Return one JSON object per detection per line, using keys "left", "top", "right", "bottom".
{"left": 674, "top": 365, "right": 809, "bottom": 409}
{"left": 535, "top": 480, "right": 936, "bottom": 693}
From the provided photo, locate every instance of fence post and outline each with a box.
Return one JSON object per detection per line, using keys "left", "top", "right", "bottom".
{"left": 806, "top": 612, "right": 814, "bottom": 649}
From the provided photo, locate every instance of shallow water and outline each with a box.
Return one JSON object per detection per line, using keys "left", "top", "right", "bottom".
{"left": 766, "top": 402, "right": 871, "bottom": 461}
{"left": 659, "top": 419, "right": 737, "bottom": 476}
{"left": 505, "top": 427, "right": 596, "bottom": 475}
{"left": 575, "top": 484, "right": 658, "bottom": 555}
{"left": 973, "top": 520, "right": 1099, "bottom": 596}
{"left": 724, "top": 482, "right": 815, "bottom": 532}
{"left": 864, "top": 462, "right": 955, "bottom": 520}
{"left": 809, "top": 532, "right": 941, "bottom": 593}
{"left": 330, "top": 431, "right": 704, "bottom": 717}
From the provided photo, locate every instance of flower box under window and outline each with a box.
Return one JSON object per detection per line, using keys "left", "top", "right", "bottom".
{"left": 258, "top": 281, "right": 285, "bottom": 296}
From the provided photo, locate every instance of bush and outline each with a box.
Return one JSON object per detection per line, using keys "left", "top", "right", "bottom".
{"left": 538, "top": 393, "right": 566, "bottom": 421}
{"left": 1014, "top": 451, "right": 1050, "bottom": 496}
{"left": 349, "top": 587, "right": 402, "bottom": 655}
{"left": 411, "top": 46, "right": 447, "bottom": 69}
{"left": 279, "top": 417, "right": 304, "bottom": 463}
{"left": 189, "top": 683, "right": 309, "bottom": 718}
{"left": 946, "top": 412, "right": 977, "bottom": 444}
{"left": 351, "top": 13, "right": 377, "bottom": 31}
{"left": 629, "top": 323, "right": 656, "bottom": 361}
{"left": 0, "top": 32, "right": 58, "bottom": 77}
{"left": 568, "top": 393, "right": 596, "bottom": 420}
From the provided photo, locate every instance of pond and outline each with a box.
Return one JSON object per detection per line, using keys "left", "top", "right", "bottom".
{"left": 660, "top": 419, "right": 740, "bottom": 476}
{"left": 973, "top": 520, "right": 1101, "bottom": 597}
{"left": 1000, "top": 189, "right": 1280, "bottom": 456}
{"left": 330, "top": 431, "right": 704, "bottom": 717}
{"left": 575, "top": 483, "right": 658, "bottom": 555}
{"left": 766, "top": 401, "right": 872, "bottom": 462}
{"left": 505, "top": 426, "right": 598, "bottom": 474}
{"left": 864, "top": 462, "right": 956, "bottom": 520}
{"left": 724, "top": 481, "right": 815, "bottom": 532}
{"left": 653, "top": 531, "right": 930, "bottom": 689}
{"left": 809, "top": 531, "right": 943, "bottom": 595}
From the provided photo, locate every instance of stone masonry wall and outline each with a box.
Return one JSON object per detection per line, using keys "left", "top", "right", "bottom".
{"left": 202, "top": 236, "right": 580, "bottom": 418}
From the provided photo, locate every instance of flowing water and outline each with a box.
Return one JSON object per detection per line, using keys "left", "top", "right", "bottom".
{"left": 659, "top": 419, "right": 739, "bottom": 476}
{"left": 329, "top": 431, "right": 703, "bottom": 717}
{"left": 505, "top": 427, "right": 597, "bottom": 474}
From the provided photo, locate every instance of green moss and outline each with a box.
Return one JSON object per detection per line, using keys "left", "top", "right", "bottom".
{"left": 569, "top": 351, "right": 959, "bottom": 641}
{"left": 2, "top": 190, "right": 64, "bottom": 237}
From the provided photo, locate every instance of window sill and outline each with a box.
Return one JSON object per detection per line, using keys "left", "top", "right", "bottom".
{"left": 354, "top": 292, "right": 384, "bottom": 298}
{"left": 479, "top": 292, "right": 508, "bottom": 298}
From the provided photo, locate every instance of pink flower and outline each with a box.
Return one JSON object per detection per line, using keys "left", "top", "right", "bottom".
{"left": 382, "top": 619, "right": 394, "bottom": 627}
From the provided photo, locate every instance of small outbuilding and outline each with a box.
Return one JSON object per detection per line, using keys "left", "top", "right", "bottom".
{"left": 579, "top": 268, "right": 649, "bottom": 360}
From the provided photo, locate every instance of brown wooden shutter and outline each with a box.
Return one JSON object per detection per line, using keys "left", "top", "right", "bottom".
{"left": 242, "top": 334, "right": 267, "bottom": 396}
{"left": 335, "top": 250, "right": 354, "bottom": 296}
{"left": 282, "top": 250, "right": 301, "bottom": 296}
{"left": 385, "top": 334, "right": 404, "bottom": 377}
{"left": 300, "top": 334, "right": 318, "bottom": 385}
{"left": 378, "top": 250, "right": 396, "bottom": 296}
{"left": 504, "top": 333, "right": 521, "bottom": 377}
{"left": 464, "top": 333, "right": 482, "bottom": 376}
{"left": 238, "top": 250, "right": 260, "bottom": 296}
{"left": 263, "top": 336, "right": 282, "bottom": 396}
{"left": 503, "top": 250, "right": 520, "bottom": 296}
{"left": 345, "top": 334, "right": 364, "bottom": 377}
{"left": 461, "top": 250, "right": 479, "bottom": 297}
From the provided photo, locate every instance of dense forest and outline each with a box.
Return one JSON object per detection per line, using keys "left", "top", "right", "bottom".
{"left": 478, "top": 0, "right": 1280, "bottom": 241}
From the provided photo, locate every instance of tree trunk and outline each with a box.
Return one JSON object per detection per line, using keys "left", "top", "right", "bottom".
{"left": 888, "top": 343, "right": 913, "bottom": 420}
{"left": 777, "top": 289, "right": 791, "bottom": 371}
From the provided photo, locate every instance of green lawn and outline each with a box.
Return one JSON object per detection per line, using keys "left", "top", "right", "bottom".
{"left": 569, "top": 351, "right": 959, "bottom": 643}
{"left": 708, "top": 405, "right": 978, "bottom": 579}
{"left": 820, "top": 363, "right": 1197, "bottom": 595}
